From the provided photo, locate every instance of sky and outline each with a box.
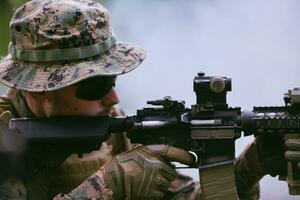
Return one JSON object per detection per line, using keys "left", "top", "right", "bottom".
{"left": 106, "top": 0, "right": 300, "bottom": 199}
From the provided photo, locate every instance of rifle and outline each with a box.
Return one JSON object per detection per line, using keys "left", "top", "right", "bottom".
{"left": 5, "top": 72, "right": 300, "bottom": 199}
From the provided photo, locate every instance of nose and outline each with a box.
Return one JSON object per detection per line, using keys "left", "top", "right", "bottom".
{"left": 100, "top": 87, "right": 120, "bottom": 106}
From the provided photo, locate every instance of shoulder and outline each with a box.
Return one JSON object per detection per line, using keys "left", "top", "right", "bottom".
{"left": 0, "top": 96, "right": 16, "bottom": 116}
{"left": 0, "top": 96, "right": 26, "bottom": 200}
{"left": 0, "top": 95, "right": 17, "bottom": 126}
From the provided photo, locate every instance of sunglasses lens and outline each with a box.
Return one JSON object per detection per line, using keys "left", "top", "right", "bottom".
{"left": 75, "top": 76, "right": 116, "bottom": 100}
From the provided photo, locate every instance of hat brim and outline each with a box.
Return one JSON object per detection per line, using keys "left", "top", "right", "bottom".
{"left": 0, "top": 42, "right": 146, "bottom": 92}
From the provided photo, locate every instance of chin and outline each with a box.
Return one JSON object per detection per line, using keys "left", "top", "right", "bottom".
{"left": 96, "top": 109, "right": 113, "bottom": 116}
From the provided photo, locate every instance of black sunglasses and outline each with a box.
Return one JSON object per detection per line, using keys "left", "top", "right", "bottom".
{"left": 75, "top": 76, "right": 116, "bottom": 100}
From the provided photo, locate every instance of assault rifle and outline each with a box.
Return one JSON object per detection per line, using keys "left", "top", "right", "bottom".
{"left": 4, "top": 72, "right": 300, "bottom": 199}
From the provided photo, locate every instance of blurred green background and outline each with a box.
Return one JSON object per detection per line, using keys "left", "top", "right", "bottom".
{"left": 0, "top": 0, "right": 108, "bottom": 94}
{"left": 0, "top": 0, "right": 27, "bottom": 56}
{"left": 0, "top": 0, "right": 109, "bottom": 56}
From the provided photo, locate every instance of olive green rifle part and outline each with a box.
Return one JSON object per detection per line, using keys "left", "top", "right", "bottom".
{"left": 6, "top": 72, "right": 300, "bottom": 198}
{"left": 200, "top": 163, "right": 238, "bottom": 200}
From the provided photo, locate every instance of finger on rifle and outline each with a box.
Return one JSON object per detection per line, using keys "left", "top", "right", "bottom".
{"left": 155, "top": 175, "right": 172, "bottom": 190}
{"left": 285, "top": 139, "right": 300, "bottom": 150}
{"left": 146, "top": 144, "right": 195, "bottom": 166}
{"left": 285, "top": 150, "right": 300, "bottom": 161}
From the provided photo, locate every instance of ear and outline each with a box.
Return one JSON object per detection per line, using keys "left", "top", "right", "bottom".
{"left": 23, "top": 91, "right": 55, "bottom": 117}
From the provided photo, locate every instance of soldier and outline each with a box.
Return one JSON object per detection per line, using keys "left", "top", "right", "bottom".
{"left": 0, "top": 0, "right": 299, "bottom": 199}
{"left": 0, "top": 0, "right": 199, "bottom": 199}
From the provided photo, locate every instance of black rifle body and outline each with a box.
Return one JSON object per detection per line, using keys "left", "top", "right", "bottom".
{"left": 4, "top": 72, "right": 300, "bottom": 197}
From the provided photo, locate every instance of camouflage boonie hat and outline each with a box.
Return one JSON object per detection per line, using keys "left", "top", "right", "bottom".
{"left": 0, "top": 0, "right": 146, "bottom": 92}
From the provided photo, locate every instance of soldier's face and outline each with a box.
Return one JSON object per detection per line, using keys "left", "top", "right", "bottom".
{"left": 25, "top": 86, "right": 120, "bottom": 117}
{"left": 53, "top": 86, "right": 120, "bottom": 116}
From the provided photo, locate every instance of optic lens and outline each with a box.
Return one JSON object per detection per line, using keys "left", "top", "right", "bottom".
{"left": 210, "top": 77, "right": 226, "bottom": 93}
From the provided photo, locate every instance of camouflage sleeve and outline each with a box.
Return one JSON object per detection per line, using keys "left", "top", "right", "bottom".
{"left": 0, "top": 179, "right": 27, "bottom": 200}
{"left": 234, "top": 140, "right": 264, "bottom": 200}
{"left": 53, "top": 171, "right": 113, "bottom": 200}
{"left": 53, "top": 172, "right": 201, "bottom": 200}
{"left": 0, "top": 105, "right": 26, "bottom": 200}
{"left": 166, "top": 174, "right": 201, "bottom": 200}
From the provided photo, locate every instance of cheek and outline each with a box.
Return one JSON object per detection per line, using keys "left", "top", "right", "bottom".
{"left": 63, "top": 100, "right": 103, "bottom": 116}
{"left": 53, "top": 90, "right": 103, "bottom": 116}
{"left": 51, "top": 87, "right": 114, "bottom": 116}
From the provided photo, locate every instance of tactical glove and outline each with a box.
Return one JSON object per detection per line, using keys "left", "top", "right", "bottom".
{"left": 284, "top": 135, "right": 300, "bottom": 169}
{"left": 255, "top": 134, "right": 286, "bottom": 177}
{"left": 256, "top": 134, "right": 300, "bottom": 177}
{"left": 54, "top": 145, "right": 195, "bottom": 200}
{"left": 234, "top": 136, "right": 285, "bottom": 199}
{"left": 101, "top": 144, "right": 195, "bottom": 200}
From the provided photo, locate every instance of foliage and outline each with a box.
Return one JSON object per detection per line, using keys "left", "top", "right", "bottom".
{"left": 0, "top": 0, "right": 28, "bottom": 56}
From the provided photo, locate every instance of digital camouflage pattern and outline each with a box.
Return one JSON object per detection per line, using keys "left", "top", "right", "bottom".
{"left": 0, "top": 179, "right": 27, "bottom": 200}
{"left": 0, "top": 0, "right": 146, "bottom": 92}
{"left": 0, "top": 89, "right": 118, "bottom": 200}
{"left": 53, "top": 172, "right": 113, "bottom": 200}
{"left": 0, "top": 89, "right": 202, "bottom": 200}
{"left": 166, "top": 174, "right": 201, "bottom": 200}
{"left": 0, "top": 1, "right": 265, "bottom": 200}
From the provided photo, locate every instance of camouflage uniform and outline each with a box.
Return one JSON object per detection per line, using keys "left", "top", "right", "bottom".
{"left": 0, "top": 0, "right": 201, "bottom": 199}
{"left": 0, "top": 88, "right": 119, "bottom": 199}
{"left": 0, "top": 0, "right": 262, "bottom": 199}
{"left": 0, "top": 0, "right": 145, "bottom": 91}
{"left": 0, "top": 89, "right": 201, "bottom": 199}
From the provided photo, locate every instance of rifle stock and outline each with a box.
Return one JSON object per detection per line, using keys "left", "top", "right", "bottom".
{"left": 4, "top": 72, "right": 300, "bottom": 197}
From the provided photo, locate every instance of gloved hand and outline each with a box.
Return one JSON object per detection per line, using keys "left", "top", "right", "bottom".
{"left": 255, "top": 134, "right": 300, "bottom": 177}
{"left": 234, "top": 135, "right": 286, "bottom": 199}
{"left": 255, "top": 134, "right": 286, "bottom": 177}
{"left": 284, "top": 135, "right": 300, "bottom": 170}
{"left": 100, "top": 144, "right": 195, "bottom": 200}
{"left": 54, "top": 145, "right": 195, "bottom": 200}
